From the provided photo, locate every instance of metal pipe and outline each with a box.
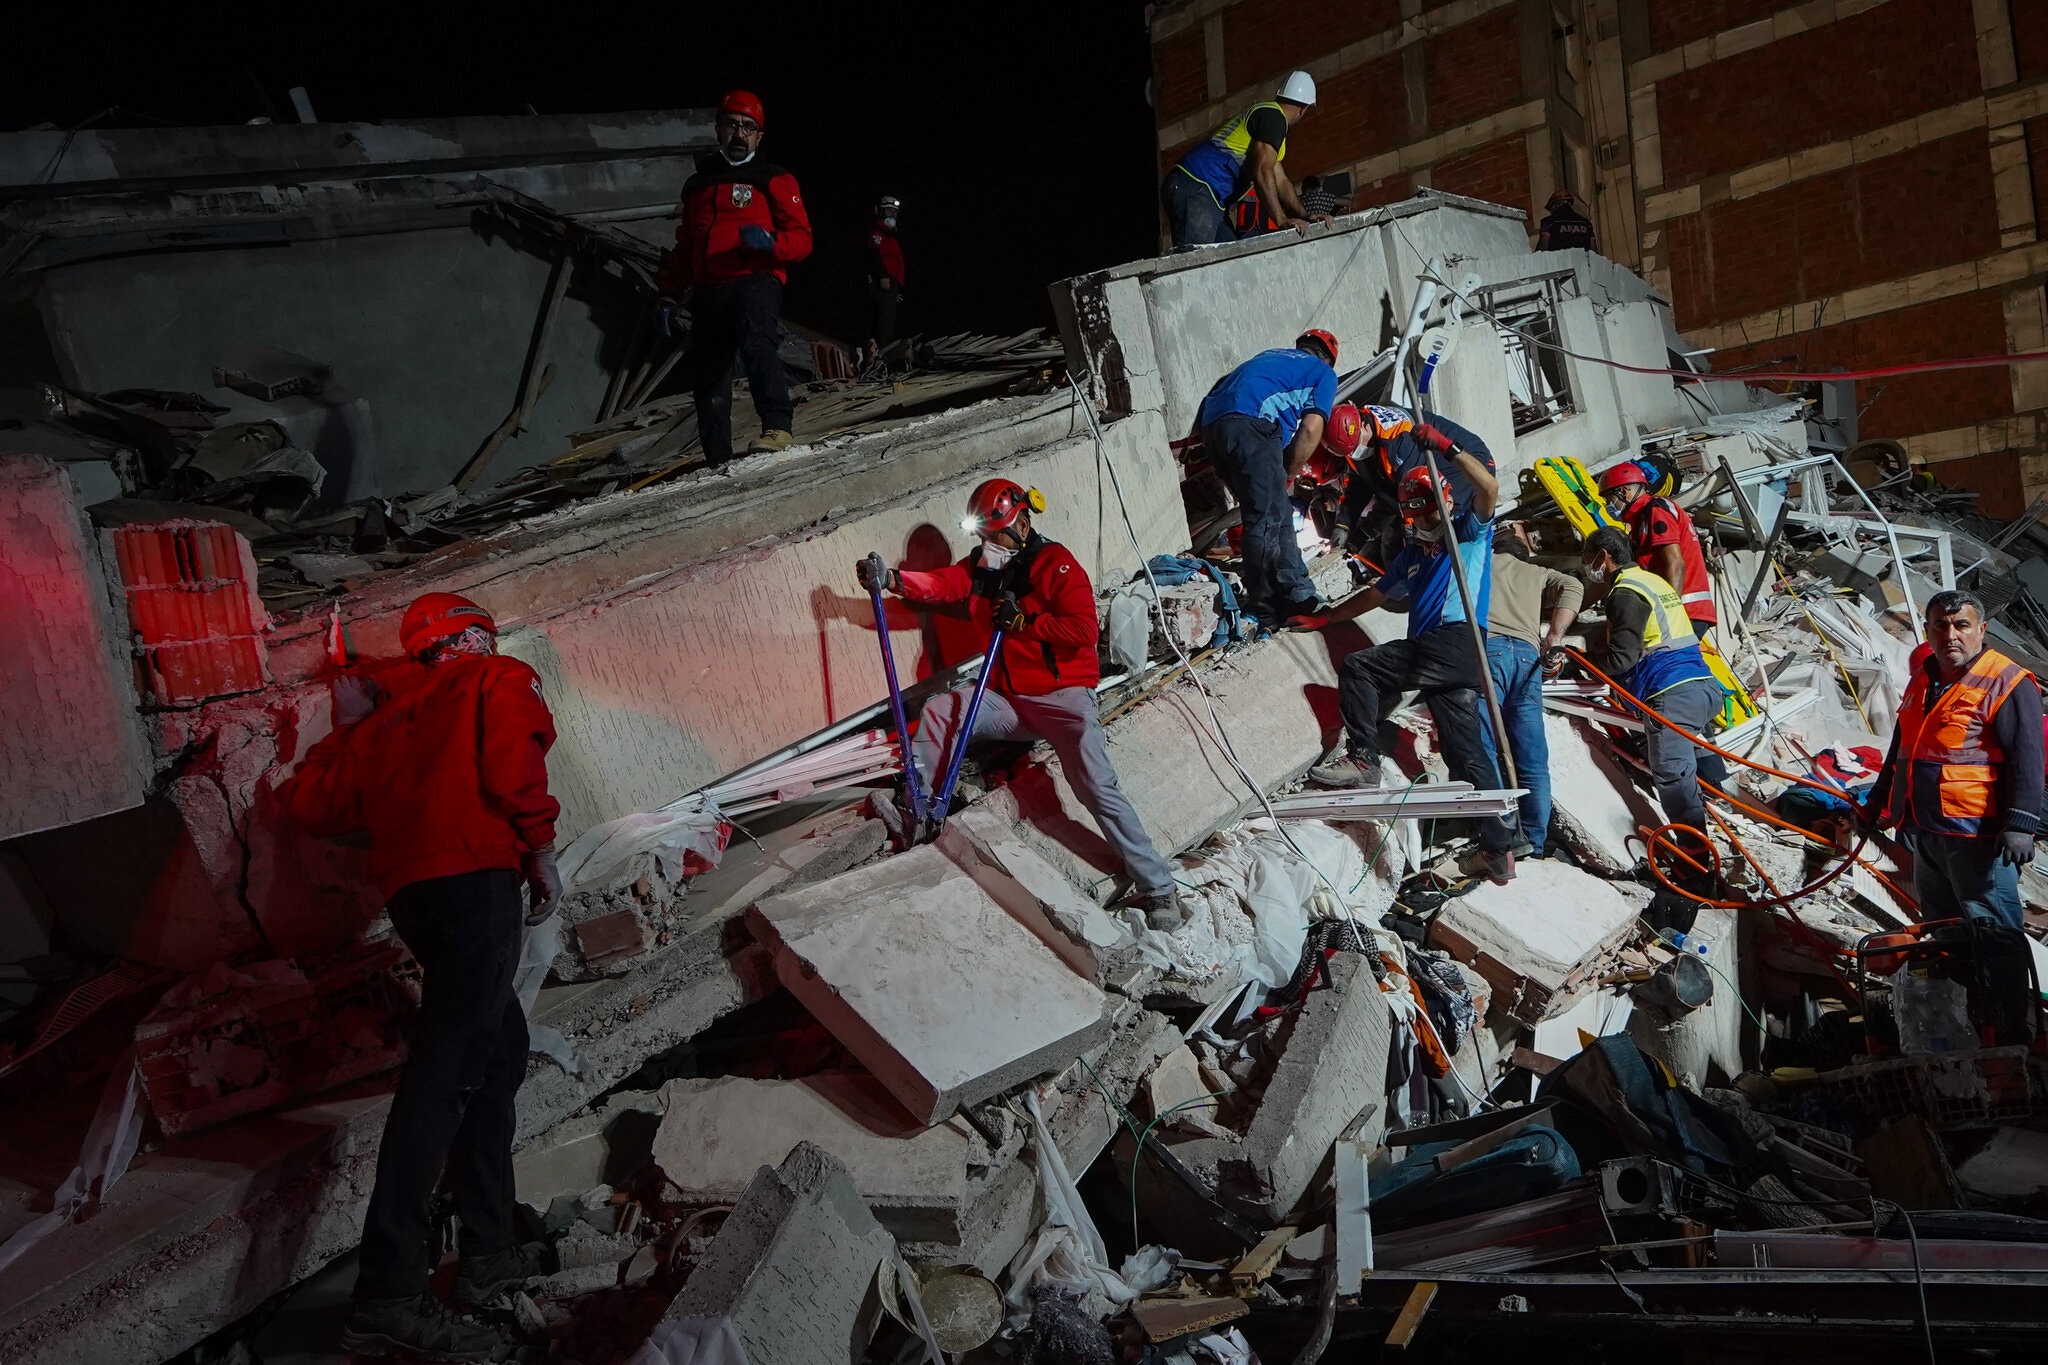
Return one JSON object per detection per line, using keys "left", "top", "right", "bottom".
{"left": 1420, "top": 453, "right": 1518, "bottom": 793}
{"left": 926, "top": 627, "right": 1005, "bottom": 833}
{"left": 865, "top": 555, "right": 928, "bottom": 823}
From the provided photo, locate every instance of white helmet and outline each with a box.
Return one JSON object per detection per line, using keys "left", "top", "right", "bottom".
{"left": 1279, "top": 70, "right": 1317, "bottom": 106}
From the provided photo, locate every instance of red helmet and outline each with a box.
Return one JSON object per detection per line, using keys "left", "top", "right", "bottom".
{"left": 718, "top": 90, "right": 766, "bottom": 127}
{"left": 1297, "top": 328, "right": 1340, "bottom": 366}
{"left": 1321, "top": 403, "right": 1364, "bottom": 460}
{"left": 1397, "top": 466, "right": 1451, "bottom": 511}
{"left": 966, "top": 478, "right": 1044, "bottom": 534}
{"left": 399, "top": 592, "right": 495, "bottom": 659}
{"left": 1598, "top": 461, "right": 1651, "bottom": 495}
{"left": 1547, "top": 188, "right": 1576, "bottom": 208}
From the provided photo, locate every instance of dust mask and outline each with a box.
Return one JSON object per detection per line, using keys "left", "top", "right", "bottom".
{"left": 1407, "top": 520, "right": 1444, "bottom": 544}
{"left": 1583, "top": 564, "right": 1609, "bottom": 586}
{"left": 980, "top": 543, "right": 1015, "bottom": 571}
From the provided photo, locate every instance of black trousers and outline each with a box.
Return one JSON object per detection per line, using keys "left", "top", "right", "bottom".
{"left": 1202, "top": 413, "right": 1317, "bottom": 618}
{"left": 686, "top": 273, "right": 794, "bottom": 463}
{"left": 868, "top": 282, "right": 899, "bottom": 347}
{"left": 1337, "top": 625, "right": 1511, "bottom": 852}
{"left": 356, "top": 868, "right": 529, "bottom": 1300}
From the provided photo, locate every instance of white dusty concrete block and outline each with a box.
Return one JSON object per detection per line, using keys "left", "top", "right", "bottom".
{"left": 657, "top": 1141, "right": 894, "bottom": 1365}
{"left": 649, "top": 1074, "right": 974, "bottom": 1246}
{"left": 1430, "top": 857, "right": 1642, "bottom": 1026}
{"left": 1544, "top": 712, "right": 1662, "bottom": 875}
{"left": 1957, "top": 1127, "right": 2048, "bottom": 1199}
{"left": 746, "top": 843, "right": 1112, "bottom": 1124}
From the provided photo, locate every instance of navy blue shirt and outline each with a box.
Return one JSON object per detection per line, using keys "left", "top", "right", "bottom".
{"left": 1200, "top": 348, "right": 1338, "bottom": 445}
{"left": 1379, "top": 512, "right": 1494, "bottom": 638}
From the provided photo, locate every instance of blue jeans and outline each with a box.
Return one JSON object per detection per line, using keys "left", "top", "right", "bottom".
{"left": 1480, "top": 635, "right": 1550, "bottom": 853}
{"left": 1161, "top": 170, "right": 1234, "bottom": 248}
{"left": 1912, "top": 830, "right": 2025, "bottom": 930}
{"left": 1202, "top": 413, "right": 1317, "bottom": 618}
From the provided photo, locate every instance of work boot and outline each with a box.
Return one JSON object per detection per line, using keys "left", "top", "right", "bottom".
{"left": 749, "top": 429, "right": 795, "bottom": 453}
{"left": 1308, "top": 750, "right": 1382, "bottom": 789}
{"left": 1137, "top": 889, "right": 1187, "bottom": 933}
{"left": 451, "top": 1241, "right": 552, "bottom": 1307}
{"left": 1458, "top": 846, "right": 1517, "bottom": 886}
{"left": 340, "top": 1294, "right": 505, "bottom": 1362}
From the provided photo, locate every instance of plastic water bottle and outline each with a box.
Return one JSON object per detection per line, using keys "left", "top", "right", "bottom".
{"left": 1659, "top": 927, "right": 1712, "bottom": 957}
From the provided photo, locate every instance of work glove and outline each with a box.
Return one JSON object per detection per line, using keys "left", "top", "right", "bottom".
{"left": 739, "top": 225, "right": 775, "bottom": 252}
{"left": 655, "top": 298, "right": 682, "bottom": 338}
{"left": 994, "top": 592, "right": 1031, "bottom": 634}
{"left": 1542, "top": 647, "right": 1568, "bottom": 680}
{"left": 523, "top": 849, "right": 563, "bottom": 926}
{"left": 329, "top": 674, "right": 383, "bottom": 726}
{"left": 856, "top": 554, "right": 898, "bottom": 594}
{"left": 1853, "top": 799, "right": 1883, "bottom": 837}
{"left": 2001, "top": 828, "right": 2036, "bottom": 868}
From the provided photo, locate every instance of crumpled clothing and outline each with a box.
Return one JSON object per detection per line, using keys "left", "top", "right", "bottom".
{"left": 1410, "top": 952, "right": 1480, "bottom": 1055}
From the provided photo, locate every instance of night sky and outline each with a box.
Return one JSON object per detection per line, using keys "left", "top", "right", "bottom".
{"left": 5, "top": 6, "right": 1162, "bottom": 343}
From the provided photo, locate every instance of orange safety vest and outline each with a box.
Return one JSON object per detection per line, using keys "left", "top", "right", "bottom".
{"left": 1886, "top": 647, "right": 2034, "bottom": 836}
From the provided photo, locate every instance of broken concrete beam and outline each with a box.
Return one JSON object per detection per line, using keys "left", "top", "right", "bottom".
{"left": 1430, "top": 857, "right": 1641, "bottom": 1026}
{"left": 512, "top": 1087, "right": 667, "bottom": 1207}
{"left": 746, "top": 842, "right": 1112, "bottom": 1124}
{"left": 1223, "top": 949, "right": 1393, "bottom": 1224}
{"left": 649, "top": 1074, "right": 975, "bottom": 1246}
{"left": 1544, "top": 713, "right": 1659, "bottom": 876}
{"left": 652, "top": 1141, "right": 894, "bottom": 1365}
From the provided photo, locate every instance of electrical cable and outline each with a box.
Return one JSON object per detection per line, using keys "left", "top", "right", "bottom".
{"left": 1872, "top": 1198, "right": 1940, "bottom": 1365}
{"left": 1128, "top": 1091, "right": 1235, "bottom": 1248}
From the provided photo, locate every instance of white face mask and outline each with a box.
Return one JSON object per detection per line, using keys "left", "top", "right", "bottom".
{"left": 980, "top": 542, "right": 1015, "bottom": 571}
{"left": 1407, "top": 519, "right": 1444, "bottom": 544}
{"left": 881, "top": 216, "right": 897, "bottom": 229}
{"left": 1583, "top": 563, "right": 1609, "bottom": 586}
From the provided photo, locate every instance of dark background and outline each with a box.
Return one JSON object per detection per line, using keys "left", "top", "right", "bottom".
{"left": 3, "top": 6, "right": 1163, "bottom": 342}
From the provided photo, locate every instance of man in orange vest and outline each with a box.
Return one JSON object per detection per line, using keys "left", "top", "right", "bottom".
{"left": 1865, "top": 590, "right": 2042, "bottom": 929}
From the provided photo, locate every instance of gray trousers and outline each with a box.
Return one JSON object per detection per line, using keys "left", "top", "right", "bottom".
{"left": 1643, "top": 677, "right": 1724, "bottom": 832}
{"left": 915, "top": 684, "right": 1176, "bottom": 896}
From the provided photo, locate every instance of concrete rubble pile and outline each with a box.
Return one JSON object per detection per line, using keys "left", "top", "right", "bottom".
{"left": 12, "top": 187, "right": 2048, "bottom": 1365}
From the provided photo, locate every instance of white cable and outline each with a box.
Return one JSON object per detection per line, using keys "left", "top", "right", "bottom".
{"left": 1064, "top": 375, "right": 1372, "bottom": 948}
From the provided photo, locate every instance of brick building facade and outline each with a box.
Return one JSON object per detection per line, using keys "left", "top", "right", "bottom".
{"left": 1148, "top": 0, "right": 2048, "bottom": 516}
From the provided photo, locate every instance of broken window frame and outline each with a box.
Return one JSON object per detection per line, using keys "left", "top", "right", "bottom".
{"left": 1466, "top": 270, "right": 1580, "bottom": 436}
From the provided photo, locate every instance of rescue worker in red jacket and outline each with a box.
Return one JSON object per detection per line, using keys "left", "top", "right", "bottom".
{"left": 856, "top": 479, "right": 1186, "bottom": 930}
{"left": 1598, "top": 462, "right": 1717, "bottom": 641}
{"left": 867, "top": 194, "right": 905, "bottom": 351}
{"left": 656, "top": 90, "right": 814, "bottom": 463}
{"left": 1865, "top": 589, "right": 2042, "bottom": 930}
{"left": 280, "top": 593, "right": 562, "bottom": 1363}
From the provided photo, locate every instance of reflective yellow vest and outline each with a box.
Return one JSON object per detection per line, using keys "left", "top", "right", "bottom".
{"left": 1177, "top": 101, "right": 1289, "bottom": 207}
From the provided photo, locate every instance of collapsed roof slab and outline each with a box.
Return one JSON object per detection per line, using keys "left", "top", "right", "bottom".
{"left": 1429, "top": 857, "right": 1643, "bottom": 1027}
{"left": 746, "top": 841, "right": 1115, "bottom": 1125}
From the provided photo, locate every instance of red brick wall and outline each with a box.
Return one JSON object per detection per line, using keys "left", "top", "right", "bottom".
{"left": 1657, "top": 0, "right": 1980, "bottom": 186}
{"left": 1282, "top": 53, "right": 1407, "bottom": 175}
{"left": 1707, "top": 291, "right": 2013, "bottom": 443}
{"left": 1351, "top": 173, "right": 1415, "bottom": 210}
{"left": 1431, "top": 135, "right": 1531, "bottom": 211}
{"left": 2018, "top": 0, "right": 2048, "bottom": 81}
{"left": 1649, "top": 0, "right": 1791, "bottom": 54}
{"left": 1924, "top": 449, "right": 2026, "bottom": 519}
{"left": 1662, "top": 130, "right": 2000, "bottom": 330}
{"left": 1424, "top": 8, "right": 1525, "bottom": 132}
{"left": 1154, "top": 28, "right": 1209, "bottom": 122}
{"left": 1222, "top": 0, "right": 1402, "bottom": 94}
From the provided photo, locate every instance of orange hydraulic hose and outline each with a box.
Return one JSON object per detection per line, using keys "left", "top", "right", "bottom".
{"left": 1561, "top": 647, "right": 1922, "bottom": 932}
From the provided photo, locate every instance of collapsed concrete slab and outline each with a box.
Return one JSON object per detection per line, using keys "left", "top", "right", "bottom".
{"left": 746, "top": 843, "right": 1113, "bottom": 1124}
{"left": 649, "top": 1141, "right": 894, "bottom": 1365}
{"left": 1171, "top": 950, "right": 1394, "bottom": 1228}
{"left": 1544, "top": 713, "right": 1660, "bottom": 876}
{"left": 649, "top": 1074, "right": 975, "bottom": 1246}
{"left": 1429, "top": 858, "right": 1641, "bottom": 1026}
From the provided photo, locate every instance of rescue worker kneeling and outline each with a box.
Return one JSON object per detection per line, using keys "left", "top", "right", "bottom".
{"left": 1864, "top": 589, "right": 2043, "bottom": 929}
{"left": 1577, "top": 529, "right": 1728, "bottom": 849}
{"left": 857, "top": 480, "right": 1185, "bottom": 930}
{"left": 280, "top": 593, "right": 562, "bottom": 1362}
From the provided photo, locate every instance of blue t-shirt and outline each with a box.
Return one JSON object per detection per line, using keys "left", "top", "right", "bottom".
{"left": 1378, "top": 512, "right": 1494, "bottom": 638}
{"left": 1199, "top": 349, "right": 1338, "bottom": 444}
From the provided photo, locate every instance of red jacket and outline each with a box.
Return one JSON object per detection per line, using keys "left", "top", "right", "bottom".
{"left": 658, "top": 152, "right": 813, "bottom": 293}
{"left": 1624, "top": 493, "right": 1716, "bottom": 626}
{"left": 868, "top": 220, "right": 905, "bottom": 286}
{"left": 279, "top": 654, "right": 560, "bottom": 899}
{"left": 896, "top": 537, "right": 1100, "bottom": 696}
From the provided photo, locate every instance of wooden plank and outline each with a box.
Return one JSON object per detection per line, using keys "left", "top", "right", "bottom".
{"left": 1384, "top": 1280, "right": 1438, "bottom": 1349}
{"left": 456, "top": 252, "right": 573, "bottom": 490}
{"left": 1510, "top": 1045, "right": 1565, "bottom": 1076}
{"left": 1128, "top": 1296, "right": 1247, "bottom": 1343}
{"left": 1229, "top": 1225, "right": 1296, "bottom": 1290}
